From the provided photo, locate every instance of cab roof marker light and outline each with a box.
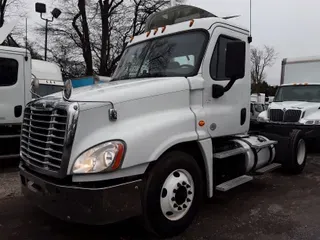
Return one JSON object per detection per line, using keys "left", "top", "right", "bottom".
{"left": 130, "top": 36, "right": 134, "bottom": 42}
{"left": 161, "top": 26, "right": 166, "bottom": 33}
{"left": 146, "top": 31, "right": 151, "bottom": 37}
{"left": 154, "top": 28, "right": 158, "bottom": 35}
{"left": 189, "top": 19, "right": 195, "bottom": 27}
{"left": 304, "top": 82, "right": 308, "bottom": 85}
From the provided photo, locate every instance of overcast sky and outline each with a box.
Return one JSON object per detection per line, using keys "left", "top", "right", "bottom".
{"left": 22, "top": 0, "right": 320, "bottom": 85}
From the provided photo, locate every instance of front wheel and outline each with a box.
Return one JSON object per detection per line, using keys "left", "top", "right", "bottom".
{"left": 142, "top": 151, "right": 203, "bottom": 238}
{"left": 283, "top": 129, "right": 307, "bottom": 174}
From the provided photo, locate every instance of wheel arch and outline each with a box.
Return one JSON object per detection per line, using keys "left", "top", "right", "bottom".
{"left": 145, "top": 139, "right": 214, "bottom": 198}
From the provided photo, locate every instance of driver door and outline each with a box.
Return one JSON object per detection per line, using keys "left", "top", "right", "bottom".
{"left": 201, "top": 25, "right": 250, "bottom": 137}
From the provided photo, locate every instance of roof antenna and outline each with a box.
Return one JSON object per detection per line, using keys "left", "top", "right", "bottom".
{"left": 24, "top": 17, "right": 29, "bottom": 61}
{"left": 248, "top": 0, "right": 252, "bottom": 43}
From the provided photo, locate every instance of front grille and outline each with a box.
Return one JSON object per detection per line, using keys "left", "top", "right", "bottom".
{"left": 20, "top": 105, "right": 68, "bottom": 173}
{"left": 269, "top": 109, "right": 302, "bottom": 122}
{"left": 283, "top": 110, "right": 302, "bottom": 122}
{"left": 269, "top": 109, "right": 284, "bottom": 122}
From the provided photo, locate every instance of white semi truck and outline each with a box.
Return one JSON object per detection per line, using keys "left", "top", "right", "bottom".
{"left": 257, "top": 56, "right": 320, "bottom": 146}
{"left": 19, "top": 5, "right": 307, "bottom": 238}
{"left": 0, "top": 23, "right": 63, "bottom": 159}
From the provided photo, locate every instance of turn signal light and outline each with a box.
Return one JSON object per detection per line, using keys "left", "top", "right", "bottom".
{"left": 189, "top": 19, "right": 195, "bottom": 27}
{"left": 198, "top": 120, "right": 205, "bottom": 127}
{"left": 154, "top": 28, "right": 158, "bottom": 35}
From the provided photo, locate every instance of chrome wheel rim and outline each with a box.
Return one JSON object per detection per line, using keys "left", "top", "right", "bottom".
{"left": 160, "top": 169, "right": 195, "bottom": 221}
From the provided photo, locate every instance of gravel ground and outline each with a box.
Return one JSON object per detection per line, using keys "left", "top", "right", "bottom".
{"left": 1, "top": 156, "right": 320, "bottom": 240}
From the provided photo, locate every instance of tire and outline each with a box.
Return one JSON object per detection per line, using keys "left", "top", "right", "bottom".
{"left": 282, "top": 129, "right": 307, "bottom": 174}
{"left": 142, "top": 151, "right": 203, "bottom": 238}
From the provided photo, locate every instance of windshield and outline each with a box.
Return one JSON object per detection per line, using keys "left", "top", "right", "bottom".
{"left": 112, "top": 31, "right": 208, "bottom": 81}
{"left": 33, "top": 84, "right": 63, "bottom": 98}
{"left": 274, "top": 85, "right": 320, "bottom": 102}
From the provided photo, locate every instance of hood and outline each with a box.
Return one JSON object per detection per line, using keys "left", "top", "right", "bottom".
{"left": 50, "top": 77, "right": 190, "bottom": 103}
{"left": 269, "top": 101, "right": 320, "bottom": 111}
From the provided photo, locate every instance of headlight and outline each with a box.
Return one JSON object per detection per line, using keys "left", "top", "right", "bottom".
{"left": 72, "top": 141, "right": 125, "bottom": 174}
{"left": 304, "top": 120, "right": 320, "bottom": 125}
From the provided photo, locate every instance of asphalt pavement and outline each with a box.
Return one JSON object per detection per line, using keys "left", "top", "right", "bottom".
{"left": 1, "top": 156, "right": 320, "bottom": 240}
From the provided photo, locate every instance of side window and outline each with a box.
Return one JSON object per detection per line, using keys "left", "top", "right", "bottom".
{"left": 0, "top": 58, "right": 19, "bottom": 86}
{"left": 210, "top": 35, "right": 239, "bottom": 80}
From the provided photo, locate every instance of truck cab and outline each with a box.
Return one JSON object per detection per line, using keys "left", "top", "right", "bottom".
{"left": 258, "top": 56, "right": 320, "bottom": 125}
{"left": 0, "top": 50, "right": 63, "bottom": 159}
{"left": 19, "top": 5, "right": 306, "bottom": 238}
{"left": 0, "top": 46, "right": 31, "bottom": 159}
{"left": 31, "top": 59, "right": 64, "bottom": 97}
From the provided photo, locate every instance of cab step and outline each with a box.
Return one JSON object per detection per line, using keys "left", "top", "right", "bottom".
{"left": 216, "top": 175, "right": 253, "bottom": 192}
{"left": 213, "top": 147, "right": 247, "bottom": 159}
{"left": 255, "top": 163, "right": 282, "bottom": 174}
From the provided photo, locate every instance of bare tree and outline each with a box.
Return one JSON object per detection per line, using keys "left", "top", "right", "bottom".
{"left": 251, "top": 45, "right": 277, "bottom": 85}
{"left": 0, "top": 0, "right": 25, "bottom": 46}
{"left": 33, "top": 0, "right": 186, "bottom": 78}
{"left": 72, "top": 0, "right": 94, "bottom": 75}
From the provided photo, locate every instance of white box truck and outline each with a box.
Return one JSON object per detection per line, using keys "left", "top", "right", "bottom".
{"left": 19, "top": 5, "right": 307, "bottom": 238}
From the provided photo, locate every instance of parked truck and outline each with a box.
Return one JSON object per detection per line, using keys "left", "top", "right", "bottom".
{"left": 19, "top": 5, "right": 307, "bottom": 238}
{"left": 0, "top": 23, "right": 63, "bottom": 159}
{"left": 257, "top": 56, "right": 320, "bottom": 148}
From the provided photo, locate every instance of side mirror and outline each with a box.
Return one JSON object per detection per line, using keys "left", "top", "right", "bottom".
{"left": 30, "top": 76, "right": 41, "bottom": 98}
{"left": 225, "top": 41, "right": 246, "bottom": 81}
{"left": 32, "top": 77, "right": 39, "bottom": 89}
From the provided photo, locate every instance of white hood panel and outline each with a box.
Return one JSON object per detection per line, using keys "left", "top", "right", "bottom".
{"left": 51, "top": 77, "right": 190, "bottom": 104}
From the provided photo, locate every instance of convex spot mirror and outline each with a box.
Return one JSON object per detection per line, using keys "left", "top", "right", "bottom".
{"left": 31, "top": 77, "right": 39, "bottom": 89}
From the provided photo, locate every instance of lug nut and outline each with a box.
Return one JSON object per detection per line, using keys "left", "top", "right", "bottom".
{"left": 178, "top": 206, "right": 182, "bottom": 211}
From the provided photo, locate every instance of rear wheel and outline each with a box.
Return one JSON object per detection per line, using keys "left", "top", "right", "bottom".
{"left": 283, "top": 129, "right": 307, "bottom": 174}
{"left": 142, "top": 151, "right": 203, "bottom": 238}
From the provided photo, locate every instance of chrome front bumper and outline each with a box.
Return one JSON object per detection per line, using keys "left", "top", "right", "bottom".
{"left": 20, "top": 164, "right": 143, "bottom": 225}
